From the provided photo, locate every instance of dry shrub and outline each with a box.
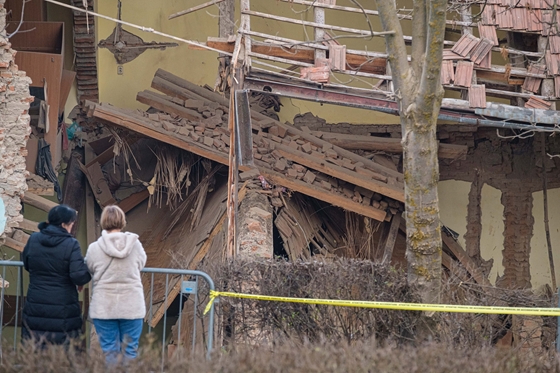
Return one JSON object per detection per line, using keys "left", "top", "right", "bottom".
{"left": 205, "top": 258, "right": 421, "bottom": 345}
{"left": 200, "top": 258, "right": 557, "bottom": 351}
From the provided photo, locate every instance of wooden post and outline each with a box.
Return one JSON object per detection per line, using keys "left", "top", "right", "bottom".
{"left": 541, "top": 133, "right": 556, "bottom": 290}
{"left": 539, "top": 36, "right": 556, "bottom": 110}
{"left": 460, "top": 4, "right": 476, "bottom": 100}
{"left": 226, "top": 66, "right": 244, "bottom": 258}
{"left": 382, "top": 212, "right": 401, "bottom": 264}
{"left": 314, "top": 1, "right": 326, "bottom": 60}
{"left": 240, "top": 0, "right": 251, "bottom": 67}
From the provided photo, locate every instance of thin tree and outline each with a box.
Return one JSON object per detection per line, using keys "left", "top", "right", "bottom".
{"left": 373, "top": 0, "right": 447, "bottom": 304}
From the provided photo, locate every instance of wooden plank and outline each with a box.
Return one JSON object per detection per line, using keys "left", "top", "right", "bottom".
{"left": 274, "top": 145, "right": 405, "bottom": 202}
{"left": 136, "top": 90, "right": 203, "bottom": 121}
{"left": 206, "top": 37, "right": 387, "bottom": 75}
{"left": 59, "top": 69, "right": 76, "bottom": 115}
{"left": 84, "top": 144, "right": 99, "bottom": 247}
{"left": 23, "top": 192, "right": 58, "bottom": 212}
{"left": 85, "top": 146, "right": 115, "bottom": 168}
{"left": 118, "top": 189, "right": 150, "bottom": 213}
{"left": 17, "top": 218, "right": 40, "bottom": 232}
{"left": 441, "top": 232, "right": 491, "bottom": 286}
{"left": 263, "top": 170, "right": 387, "bottom": 221}
{"left": 90, "top": 104, "right": 230, "bottom": 166}
{"left": 78, "top": 160, "right": 116, "bottom": 208}
{"left": 319, "top": 132, "right": 467, "bottom": 160}
{"left": 62, "top": 151, "right": 86, "bottom": 235}
{"left": 3, "top": 237, "right": 25, "bottom": 252}
{"left": 148, "top": 182, "right": 249, "bottom": 328}
{"left": 381, "top": 212, "right": 401, "bottom": 264}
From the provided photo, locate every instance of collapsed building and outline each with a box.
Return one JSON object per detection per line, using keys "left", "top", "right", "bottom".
{"left": 0, "top": 0, "right": 560, "bottom": 350}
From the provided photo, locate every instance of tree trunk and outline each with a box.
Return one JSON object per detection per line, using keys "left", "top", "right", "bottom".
{"left": 402, "top": 114, "right": 442, "bottom": 304}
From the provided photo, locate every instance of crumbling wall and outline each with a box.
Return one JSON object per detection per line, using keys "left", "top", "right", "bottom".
{"left": 238, "top": 188, "right": 273, "bottom": 259}
{"left": 498, "top": 189, "right": 534, "bottom": 289}
{"left": 0, "top": 0, "right": 32, "bottom": 238}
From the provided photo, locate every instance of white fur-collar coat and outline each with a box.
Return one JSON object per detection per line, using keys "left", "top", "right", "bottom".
{"left": 85, "top": 230, "right": 147, "bottom": 320}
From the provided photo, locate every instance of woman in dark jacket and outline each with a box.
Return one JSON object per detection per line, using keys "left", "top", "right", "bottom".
{"left": 21, "top": 204, "right": 91, "bottom": 345}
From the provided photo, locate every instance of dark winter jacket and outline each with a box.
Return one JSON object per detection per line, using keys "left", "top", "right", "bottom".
{"left": 21, "top": 222, "right": 91, "bottom": 344}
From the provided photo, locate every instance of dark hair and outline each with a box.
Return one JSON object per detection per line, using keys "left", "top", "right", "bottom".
{"left": 47, "top": 204, "right": 77, "bottom": 226}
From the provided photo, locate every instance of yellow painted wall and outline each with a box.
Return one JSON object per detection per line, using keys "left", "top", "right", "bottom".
{"left": 438, "top": 180, "right": 470, "bottom": 249}
{"left": 480, "top": 184, "right": 504, "bottom": 285}
{"left": 531, "top": 189, "right": 560, "bottom": 290}
{"left": 94, "top": 0, "right": 415, "bottom": 124}
{"left": 96, "top": 0, "right": 222, "bottom": 110}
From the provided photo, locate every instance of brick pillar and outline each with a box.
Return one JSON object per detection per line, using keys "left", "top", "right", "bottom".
{"left": 238, "top": 189, "right": 273, "bottom": 259}
{"left": 0, "top": 0, "right": 33, "bottom": 239}
{"left": 497, "top": 189, "right": 534, "bottom": 289}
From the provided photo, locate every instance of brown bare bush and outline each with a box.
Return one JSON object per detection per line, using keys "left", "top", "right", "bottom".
{"left": 198, "top": 258, "right": 557, "bottom": 351}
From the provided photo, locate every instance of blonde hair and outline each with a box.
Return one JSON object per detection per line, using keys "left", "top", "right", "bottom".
{"left": 100, "top": 205, "right": 127, "bottom": 231}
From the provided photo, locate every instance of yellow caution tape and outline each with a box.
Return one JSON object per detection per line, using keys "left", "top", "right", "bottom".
{"left": 204, "top": 290, "right": 560, "bottom": 317}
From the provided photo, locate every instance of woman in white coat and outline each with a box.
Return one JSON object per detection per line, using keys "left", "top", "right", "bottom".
{"left": 86, "top": 205, "right": 147, "bottom": 364}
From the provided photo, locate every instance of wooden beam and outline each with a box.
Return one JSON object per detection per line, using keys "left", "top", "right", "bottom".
{"left": 382, "top": 212, "right": 401, "bottom": 264}
{"left": 118, "top": 189, "right": 150, "bottom": 214}
{"left": 3, "top": 237, "right": 25, "bottom": 252}
{"left": 205, "top": 37, "right": 387, "bottom": 76}
{"left": 90, "top": 103, "right": 230, "bottom": 166}
{"left": 137, "top": 90, "right": 203, "bottom": 121}
{"left": 263, "top": 170, "right": 386, "bottom": 221}
{"left": 319, "top": 133, "right": 467, "bottom": 160}
{"left": 85, "top": 146, "right": 115, "bottom": 168}
{"left": 274, "top": 145, "right": 405, "bottom": 202}
{"left": 62, "top": 151, "right": 86, "bottom": 235}
{"left": 23, "top": 192, "right": 58, "bottom": 212}
{"left": 84, "top": 144, "right": 100, "bottom": 247}
{"left": 17, "top": 218, "right": 39, "bottom": 232}
{"left": 441, "top": 232, "right": 491, "bottom": 287}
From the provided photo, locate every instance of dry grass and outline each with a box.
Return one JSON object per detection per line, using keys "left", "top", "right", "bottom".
{"left": 3, "top": 339, "right": 560, "bottom": 373}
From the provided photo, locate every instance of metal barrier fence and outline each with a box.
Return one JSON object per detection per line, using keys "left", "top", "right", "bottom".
{"left": 0, "top": 260, "right": 216, "bottom": 362}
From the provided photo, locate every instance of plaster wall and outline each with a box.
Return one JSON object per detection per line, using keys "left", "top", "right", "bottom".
{"left": 531, "top": 189, "right": 560, "bottom": 290}
{"left": 94, "top": 0, "right": 413, "bottom": 125}
{"left": 439, "top": 180, "right": 560, "bottom": 289}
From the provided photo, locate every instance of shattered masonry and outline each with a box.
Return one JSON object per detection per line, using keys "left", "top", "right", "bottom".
{"left": 0, "top": 0, "right": 32, "bottom": 238}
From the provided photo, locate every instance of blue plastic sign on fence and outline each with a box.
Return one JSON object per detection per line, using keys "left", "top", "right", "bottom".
{"left": 181, "top": 280, "right": 198, "bottom": 294}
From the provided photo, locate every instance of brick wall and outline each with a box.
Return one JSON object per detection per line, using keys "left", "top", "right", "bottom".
{"left": 0, "top": 0, "right": 32, "bottom": 238}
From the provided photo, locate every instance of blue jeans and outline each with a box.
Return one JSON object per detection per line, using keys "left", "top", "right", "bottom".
{"left": 92, "top": 319, "right": 143, "bottom": 364}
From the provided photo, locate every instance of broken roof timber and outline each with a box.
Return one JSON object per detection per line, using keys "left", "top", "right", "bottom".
{"left": 204, "top": 37, "right": 387, "bottom": 75}
{"left": 244, "top": 73, "right": 560, "bottom": 132}
{"left": 85, "top": 101, "right": 389, "bottom": 221}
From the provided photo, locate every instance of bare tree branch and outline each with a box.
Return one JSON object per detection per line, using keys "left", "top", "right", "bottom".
{"left": 411, "top": 0, "right": 426, "bottom": 79}
{"left": 374, "top": 1, "right": 409, "bottom": 93}
{"left": 416, "top": 0, "right": 447, "bottom": 113}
